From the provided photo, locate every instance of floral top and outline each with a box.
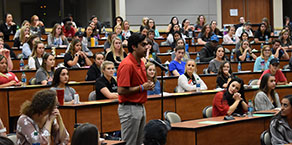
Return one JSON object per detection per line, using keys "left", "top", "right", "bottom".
{"left": 16, "top": 115, "right": 69, "bottom": 145}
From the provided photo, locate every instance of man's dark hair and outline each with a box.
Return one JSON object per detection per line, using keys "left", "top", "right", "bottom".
{"left": 127, "top": 33, "right": 146, "bottom": 53}
{"left": 272, "top": 39, "right": 281, "bottom": 45}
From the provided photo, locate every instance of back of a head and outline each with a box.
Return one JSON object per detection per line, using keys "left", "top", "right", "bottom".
{"left": 143, "top": 120, "right": 170, "bottom": 145}
{"left": 71, "top": 123, "right": 99, "bottom": 145}
{"left": 0, "top": 136, "right": 14, "bottom": 145}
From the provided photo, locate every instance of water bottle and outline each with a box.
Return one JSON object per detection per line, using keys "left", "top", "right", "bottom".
{"left": 32, "top": 131, "right": 40, "bottom": 145}
{"left": 188, "top": 31, "right": 193, "bottom": 38}
{"left": 265, "top": 35, "right": 269, "bottom": 44}
{"left": 95, "top": 37, "right": 98, "bottom": 46}
{"left": 152, "top": 52, "right": 156, "bottom": 60}
{"left": 196, "top": 52, "right": 200, "bottom": 63}
{"left": 248, "top": 99, "right": 254, "bottom": 117}
{"left": 21, "top": 72, "right": 27, "bottom": 87}
{"left": 105, "top": 32, "right": 109, "bottom": 38}
{"left": 261, "top": 43, "right": 263, "bottom": 49}
{"left": 232, "top": 35, "right": 236, "bottom": 42}
{"left": 191, "top": 37, "right": 195, "bottom": 45}
{"left": 246, "top": 52, "right": 250, "bottom": 61}
{"left": 20, "top": 57, "right": 24, "bottom": 71}
{"left": 223, "top": 26, "right": 227, "bottom": 35}
{"left": 185, "top": 43, "right": 189, "bottom": 52}
{"left": 230, "top": 52, "right": 235, "bottom": 62}
{"left": 261, "top": 60, "right": 265, "bottom": 71}
{"left": 74, "top": 93, "right": 80, "bottom": 104}
{"left": 164, "top": 61, "right": 170, "bottom": 76}
{"left": 196, "top": 77, "right": 201, "bottom": 92}
{"left": 237, "top": 61, "right": 241, "bottom": 72}
{"left": 102, "top": 26, "right": 106, "bottom": 33}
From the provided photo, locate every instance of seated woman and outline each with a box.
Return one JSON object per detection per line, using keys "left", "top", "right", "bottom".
{"left": 95, "top": 61, "right": 118, "bottom": 100}
{"left": 86, "top": 52, "right": 104, "bottom": 81}
{"left": 71, "top": 123, "right": 100, "bottom": 145}
{"left": 64, "top": 39, "right": 92, "bottom": 68}
{"left": 30, "top": 15, "right": 45, "bottom": 37}
{"left": 182, "top": 18, "right": 195, "bottom": 38}
{"left": 0, "top": 55, "right": 20, "bottom": 88}
{"left": 171, "top": 38, "right": 190, "bottom": 62}
{"left": 140, "top": 25, "right": 149, "bottom": 36}
{"left": 82, "top": 25, "right": 94, "bottom": 48}
{"left": 51, "top": 67, "right": 76, "bottom": 102}
{"left": 279, "top": 29, "right": 292, "bottom": 49}
{"left": 166, "top": 24, "right": 186, "bottom": 45}
{"left": 35, "top": 53, "right": 55, "bottom": 85}
{"left": 177, "top": 59, "right": 207, "bottom": 92}
{"left": 212, "top": 78, "right": 248, "bottom": 117}
{"left": 17, "top": 89, "right": 69, "bottom": 145}
{"left": 114, "top": 24, "right": 126, "bottom": 44}
{"left": 0, "top": 118, "right": 6, "bottom": 137}
{"left": 146, "top": 62, "right": 161, "bottom": 95}
{"left": 194, "top": 15, "right": 206, "bottom": 32}
{"left": 236, "top": 40, "right": 257, "bottom": 61}
{"left": 22, "top": 34, "right": 39, "bottom": 58}
{"left": 269, "top": 95, "right": 292, "bottom": 145}
{"left": 145, "top": 38, "right": 161, "bottom": 63}
{"left": 28, "top": 40, "right": 45, "bottom": 70}
{"left": 254, "top": 23, "right": 271, "bottom": 44}
{"left": 253, "top": 45, "right": 274, "bottom": 72}
{"left": 210, "top": 20, "right": 222, "bottom": 36}
{"left": 147, "top": 29, "right": 160, "bottom": 53}
{"left": 197, "top": 24, "right": 213, "bottom": 45}
{"left": 13, "top": 20, "right": 30, "bottom": 40}
{"left": 105, "top": 37, "right": 127, "bottom": 68}
{"left": 223, "top": 26, "right": 239, "bottom": 44}
{"left": 208, "top": 45, "right": 226, "bottom": 74}
{"left": 112, "top": 16, "right": 123, "bottom": 31}
{"left": 146, "top": 18, "right": 160, "bottom": 38}
{"left": 169, "top": 46, "right": 186, "bottom": 76}
{"left": 216, "top": 61, "right": 234, "bottom": 88}
{"left": 14, "top": 25, "right": 30, "bottom": 48}
{"left": 0, "top": 38, "right": 13, "bottom": 71}
{"left": 139, "top": 17, "right": 149, "bottom": 33}
{"left": 0, "top": 13, "right": 17, "bottom": 41}
{"left": 122, "top": 20, "right": 133, "bottom": 39}
{"left": 170, "top": 31, "right": 183, "bottom": 50}
{"left": 104, "top": 32, "right": 117, "bottom": 53}
{"left": 47, "top": 23, "right": 69, "bottom": 47}
{"left": 235, "top": 31, "right": 249, "bottom": 50}
{"left": 254, "top": 73, "right": 281, "bottom": 111}
{"left": 166, "top": 16, "right": 180, "bottom": 33}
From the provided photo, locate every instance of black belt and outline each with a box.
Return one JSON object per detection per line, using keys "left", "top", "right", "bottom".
{"left": 120, "top": 102, "right": 143, "bottom": 106}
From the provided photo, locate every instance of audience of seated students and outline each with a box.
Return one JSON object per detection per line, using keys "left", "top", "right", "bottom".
{"left": 112, "top": 16, "right": 123, "bottom": 31}
{"left": 208, "top": 45, "right": 226, "bottom": 74}
{"left": 0, "top": 55, "right": 19, "bottom": 88}
{"left": 254, "top": 73, "right": 281, "bottom": 111}
{"left": 143, "top": 119, "right": 170, "bottom": 145}
{"left": 30, "top": 15, "right": 45, "bottom": 37}
{"left": 166, "top": 16, "right": 180, "bottom": 33}
{"left": 166, "top": 24, "right": 186, "bottom": 45}
{"left": 271, "top": 39, "right": 289, "bottom": 60}
{"left": 169, "top": 45, "right": 186, "bottom": 76}
{"left": 95, "top": 61, "right": 118, "bottom": 100}
{"left": 0, "top": 118, "right": 6, "bottom": 137}
{"left": 269, "top": 95, "right": 292, "bottom": 145}
{"left": 262, "top": 17, "right": 274, "bottom": 36}
{"left": 0, "top": 13, "right": 17, "bottom": 41}
{"left": 171, "top": 38, "right": 190, "bottom": 61}
{"left": 145, "top": 38, "right": 161, "bottom": 63}
{"left": 212, "top": 78, "right": 248, "bottom": 117}
{"left": 146, "top": 18, "right": 160, "bottom": 38}
{"left": 90, "top": 15, "right": 102, "bottom": 34}
{"left": 235, "top": 31, "right": 249, "bottom": 50}
{"left": 89, "top": 21, "right": 99, "bottom": 38}
{"left": 22, "top": 34, "right": 39, "bottom": 58}
{"left": 51, "top": 67, "right": 76, "bottom": 102}
{"left": 16, "top": 89, "right": 69, "bottom": 145}
{"left": 13, "top": 25, "right": 30, "bottom": 48}
{"left": 199, "top": 34, "right": 219, "bottom": 62}
{"left": 104, "top": 32, "right": 117, "bottom": 53}
{"left": 254, "top": 23, "right": 271, "bottom": 44}
{"left": 82, "top": 25, "right": 94, "bottom": 48}
{"left": 140, "top": 25, "right": 149, "bottom": 36}
{"left": 236, "top": 40, "right": 257, "bottom": 61}
{"left": 194, "top": 15, "right": 206, "bottom": 32}
{"left": 234, "top": 16, "right": 245, "bottom": 30}
{"left": 235, "top": 22, "right": 253, "bottom": 38}
{"left": 70, "top": 31, "right": 93, "bottom": 56}
{"left": 105, "top": 37, "right": 127, "bottom": 68}
{"left": 223, "top": 26, "right": 239, "bottom": 44}
{"left": 86, "top": 52, "right": 104, "bottom": 81}
{"left": 139, "top": 17, "right": 149, "bottom": 32}
{"left": 13, "top": 20, "right": 30, "bottom": 40}
{"left": 210, "top": 20, "right": 222, "bottom": 36}
{"left": 71, "top": 123, "right": 100, "bottom": 145}
{"left": 197, "top": 24, "right": 213, "bottom": 45}
{"left": 0, "top": 38, "right": 13, "bottom": 71}
{"left": 216, "top": 61, "right": 234, "bottom": 88}
{"left": 146, "top": 62, "right": 161, "bottom": 95}
{"left": 253, "top": 45, "right": 274, "bottom": 72}
{"left": 64, "top": 39, "right": 92, "bottom": 68}
{"left": 121, "top": 20, "right": 133, "bottom": 39}
{"left": 279, "top": 29, "right": 292, "bottom": 49}
{"left": 258, "top": 58, "right": 287, "bottom": 85}
{"left": 147, "top": 29, "right": 160, "bottom": 53}
{"left": 177, "top": 59, "right": 207, "bottom": 92}
{"left": 62, "top": 18, "right": 76, "bottom": 39}
{"left": 28, "top": 40, "right": 45, "bottom": 70}
{"left": 35, "top": 53, "right": 55, "bottom": 85}
{"left": 47, "top": 23, "right": 69, "bottom": 47}
{"left": 181, "top": 18, "right": 195, "bottom": 38}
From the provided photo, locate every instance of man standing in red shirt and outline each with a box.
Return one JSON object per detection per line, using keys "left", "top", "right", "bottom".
{"left": 117, "top": 33, "right": 155, "bottom": 145}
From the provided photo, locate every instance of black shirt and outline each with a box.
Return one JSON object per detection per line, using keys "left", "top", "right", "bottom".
{"left": 0, "top": 23, "right": 17, "bottom": 41}
{"left": 85, "top": 62, "right": 101, "bottom": 81}
{"left": 64, "top": 52, "right": 86, "bottom": 68}
{"left": 95, "top": 76, "right": 117, "bottom": 100}
{"left": 254, "top": 30, "right": 270, "bottom": 42}
{"left": 105, "top": 51, "right": 127, "bottom": 68}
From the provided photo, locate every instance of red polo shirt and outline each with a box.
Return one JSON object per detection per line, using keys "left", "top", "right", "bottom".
{"left": 117, "top": 53, "right": 147, "bottom": 103}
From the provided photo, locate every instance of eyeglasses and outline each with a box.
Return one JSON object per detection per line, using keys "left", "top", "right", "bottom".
{"left": 141, "top": 42, "right": 149, "bottom": 47}
{"left": 264, "top": 49, "right": 271, "bottom": 52}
